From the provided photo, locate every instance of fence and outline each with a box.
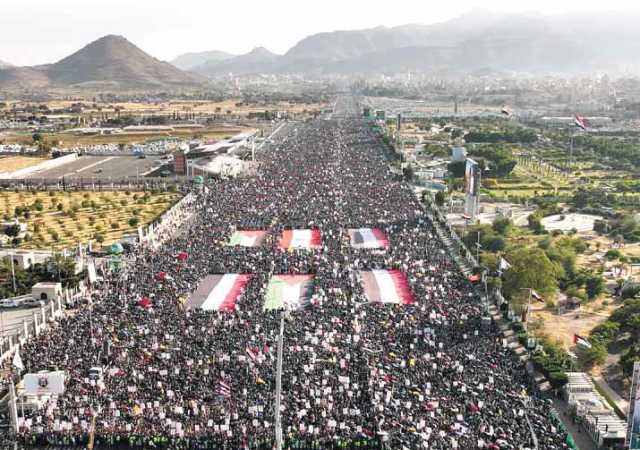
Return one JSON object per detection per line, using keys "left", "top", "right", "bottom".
{"left": 0, "top": 176, "right": 189, "bottom": 191}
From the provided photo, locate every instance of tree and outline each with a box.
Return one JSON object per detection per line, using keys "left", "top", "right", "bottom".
{"left": 4, "top": 224, "right": 21, "bottom": 237}
{"left": 527, "top": 213, "right": 545, "bottom": 234}
{"left": 447, "top": 161, "right": 466, "bottom": 178}
{"left": 492, "top": 217, "right": 513, "bottom": 236}
{"left": 579, "top": 343, "right": 607, "bottom": 367}
{"left": 585, "top": 275, "right": 605, "bottom": 299}
{"left": 503, "top": 247, "right": 560, "bottom": 299}
{"left": 434, "top": 191, "right": 445, "bottom": 207}
{"left": 402, "top": 165, "right": 414, "bottom": 181}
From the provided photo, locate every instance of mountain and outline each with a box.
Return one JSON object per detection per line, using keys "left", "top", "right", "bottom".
{"left": 0, "top": 35, "right": 204, "bottom": 91}
{"left": 46, "top": 35, "right": 204, "bottom": 88}
{"left": 193, "top": 47, "right": 281, "bottom": 77}
{"left": 193, "top": 9, "right": 640, "bottom": 77}
{"left": 171, "top": 50, "right": 235, "bottom": 70}
{"left": 0, "top": 60, "right": 13, "bottom": 69}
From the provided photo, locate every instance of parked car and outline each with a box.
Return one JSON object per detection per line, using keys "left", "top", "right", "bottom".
{"left": 22, "top": 298, "right": 46, "bottom": 308}
{"left": 0, "top": 299, "right": 21, "bottom": 308}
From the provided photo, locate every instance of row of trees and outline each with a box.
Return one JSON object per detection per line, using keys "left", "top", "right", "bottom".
{"left": 0, "top": 254, "right": 81, "bottom": 299}
{"left": 464, "top": 128, "right": 537, "bottom": 144}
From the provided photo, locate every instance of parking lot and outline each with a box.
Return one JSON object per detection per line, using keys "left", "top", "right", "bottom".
{"left": 24, "top": 155, "right": 166, "bottom": 179}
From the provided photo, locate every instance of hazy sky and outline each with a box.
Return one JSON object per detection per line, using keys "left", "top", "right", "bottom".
{"left": 1, "top": 0, "right": 639, "bottom": 66}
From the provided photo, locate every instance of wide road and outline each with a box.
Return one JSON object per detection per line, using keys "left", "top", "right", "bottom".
{"left": 25, "top": 155, "right": 163, "bottom": 179}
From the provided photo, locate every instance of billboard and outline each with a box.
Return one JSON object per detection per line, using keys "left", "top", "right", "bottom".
{"left": 464, "top": 159, "right": 480, "bottom": 196}
{"left": 24, "top": 371, "right": 66, "bottom": 396}
{"left": 629, "top": 362, "right": 640, "bottom": 449}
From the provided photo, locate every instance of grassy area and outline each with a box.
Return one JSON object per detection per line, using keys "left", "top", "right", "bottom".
{"left": 0, "top": 156, "right": 47, "bottom": 172}
{"left": 1, "top": 190, "right": 181, "bottom": 250}
{"left": 482, "top": 160, "right": 575, "bottom": 200}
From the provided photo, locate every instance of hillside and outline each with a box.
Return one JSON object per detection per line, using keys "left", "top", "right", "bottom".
{"left": 171, "top": 50, "right": 235, "bottom": 70}
{"left": 190, "top": 10, "right": 640, "bottom": 77}
{"left": 193, "top": 47, "right": 281, "bottom": 77}
{"left": 0, "top": 35, "right": 205, "bottom": 91}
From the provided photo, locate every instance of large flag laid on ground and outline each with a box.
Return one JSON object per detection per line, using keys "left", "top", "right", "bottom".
{"left": 359, "top": 270, "right": 414, "bottom": 304}
{"left": 186, "top": 274, "right": 251, "bottom": 312}
{"left": 264, "top": 275, "right": 314, "bottom": 310}
{"left": 228, "top": 230, "right": 268, "bottom": 247}
{"left": 348, "top": 228, "right": 390, "bottom": 250}
{"left": 278, "top": 229, "right": 321, "bottom": 250}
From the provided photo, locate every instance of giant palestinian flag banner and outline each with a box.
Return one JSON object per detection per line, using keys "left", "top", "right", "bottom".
{"left": 228, "top": 230, "right": 268, "bottom": 247}
{"left": 348, "top": 228, "right": 390, "bottom": 250}
{"left": 264, "top": 275, "right": 314, "bottom": 311}
{"left": 359, "top": 270, "right": 414, "bottom": 305}
{"left": 186, "top": 274, "right": 251, "bottom": 312}
{"left": 278, "top": 229, "right": 321, "bottom": 250}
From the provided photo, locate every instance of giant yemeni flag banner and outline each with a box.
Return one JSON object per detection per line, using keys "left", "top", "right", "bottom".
{"left": 187, "top": 274, "right": 251, "bottom": 312}
{"left": 228, "top": 230, "right": 268, "bottom": 247}
{"left": 278, "top": 229, "right": 321, "bottom": 250}
{"left": 359, "top": 270, "right": 414, "bottom": 305}
{"left": 264, "top": 275, "right": 314, "bottom": 311}
{"left": 348, "top": 228, "right": 390, "bottom": 250}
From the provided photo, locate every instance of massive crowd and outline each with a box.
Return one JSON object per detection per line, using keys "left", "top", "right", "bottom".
{"left": 5, "top": 97, "right": 568, "bottom": 449}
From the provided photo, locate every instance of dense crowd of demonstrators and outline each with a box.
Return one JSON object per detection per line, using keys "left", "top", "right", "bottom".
{"left": 5, "top": 97, "right": 568, "bottom": 449}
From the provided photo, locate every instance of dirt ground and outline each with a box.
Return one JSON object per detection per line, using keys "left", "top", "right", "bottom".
{"left": 531, "top": 296, "right": 619, "bottom": 351}
{"left": 0, "top": 155, "right": 47, "bottom": 172}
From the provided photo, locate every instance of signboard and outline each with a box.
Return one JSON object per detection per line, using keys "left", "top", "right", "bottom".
{"left": 629, "top": 362, "right": 640, "bottom": 449}
{"left": 87, "top": 262, "right": 97, "bottom": 284}
{"left": 24, "top": 371, "right": 66, "bottom": 396}
{"left": 375, "top": 110, "right": 386, "bottom": 121}
{"left": 464, "top": 158, "right": 481, "bottom": 220}
{"left": 464, "top": 158, "right": 480, "bottom": 196}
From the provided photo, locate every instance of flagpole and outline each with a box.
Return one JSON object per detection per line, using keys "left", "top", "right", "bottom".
{"left": 9, "top": 380, "right": 18, "bottom": 434}
{"left": 274, "top": 311, "right": 285, "bottom": 450}
{"left": 569, "top": 131, "right": 574, "bottom": 172}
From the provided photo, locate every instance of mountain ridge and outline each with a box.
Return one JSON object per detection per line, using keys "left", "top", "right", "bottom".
{"left": 0, "top": 35, "right": 204, "bottom": 91}
{"left": 171, "top": 50, "right": 235, "bottom": 70}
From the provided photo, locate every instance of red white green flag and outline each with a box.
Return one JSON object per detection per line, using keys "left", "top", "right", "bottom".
{"left": 264, "top": 274, "right": 314, "bottom": 310}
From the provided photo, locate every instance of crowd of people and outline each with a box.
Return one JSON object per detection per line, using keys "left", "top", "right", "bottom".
{"left": 5, "top": 96, "right": 568, "bottom": 449}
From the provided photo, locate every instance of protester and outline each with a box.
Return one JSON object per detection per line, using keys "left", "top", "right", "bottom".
{"left": 9, "top": 97, "right": 568, "bottom": 449}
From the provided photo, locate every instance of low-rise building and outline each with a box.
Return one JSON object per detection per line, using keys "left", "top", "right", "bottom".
{"left": 564, "top": 372, "right": 627, "bottom": 449}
